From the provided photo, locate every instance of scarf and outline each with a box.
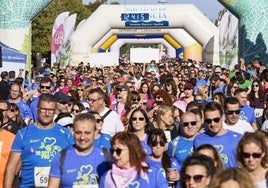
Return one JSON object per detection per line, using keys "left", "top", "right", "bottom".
{"left": 104, "top": 163, "right": 149, "bottom": 188}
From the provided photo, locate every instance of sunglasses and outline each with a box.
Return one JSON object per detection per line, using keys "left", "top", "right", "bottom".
{"left": 151, "top": 141, "right": 166, "bottom": 147}
{"left": 72, "top": 109, "right": 79, "bottom": 113}
{"left": 204, "top": 117, "right": 221, "bottom": 124}
{"left": 253, "top": 84, "right": 259, "bottom": 88}
{"left": 182, "top": 174, "right": 207, "bottom": 183}
{"left": 96, "top": 118, "right": 103, "bottom": 123}
{"left": 131, "top": 117, "right": 145, "bottom": 121}
{"left": 40, "top": 85, "right": 51, "bottom": 89}
{"left": 182, "top": 121, "right": 197, "bottom": 127}
{"left": 242, "top": 152, "right": 262, "bottom": 158}
{"left": 233, "top": 86, "right": 238, "bottom": 89}
{"left": 110, "top": 148, "right": 128, "bottom": 156}
{"left": 226, "top": 110, "right": 240, "bottom": 115}
{"left": 132, "top": 98, "right": 140, "bottom": 102}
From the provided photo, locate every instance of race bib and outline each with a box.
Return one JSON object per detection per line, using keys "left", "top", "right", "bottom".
{"left": 254, "top": 108, "right": 263, "bottom": 118}
{"left": 73, "top": 184, "right": 99, "bottom": 188}
{"left": 34, "top": 166, "right": 50, "bottom": 187}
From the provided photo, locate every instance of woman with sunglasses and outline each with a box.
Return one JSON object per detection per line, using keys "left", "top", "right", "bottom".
{"left": 227, "top": 80, "right": 239, "bottom": 97}
{"left": 71, "top": 102, "right": 85, "bottom": 116}
{"left": 100, "top": 132, "right": 168, "bottom": 187}
{"left": 128, "top": 108, "right": 155, "bottom": 155}
{"left": 236, "top": 131, "right": 268, "bottom": 187}
{"left": 147, "top": 129, "right": 180, "bottom": 188}
{"left": 248, "top": 80, "right": 266, "bottom": 129}
{"left": 180, "top": 154, "right": 216, "bottom": 188}
{"left": 91, "top": 111, "right": 111, "bottom": 150}
{"left": 8, "top": 102, "right": 26, "bottom": 128}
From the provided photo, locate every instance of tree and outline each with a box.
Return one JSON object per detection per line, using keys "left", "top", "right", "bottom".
{"left": 32, "top": 0, "right": 92, "bottom": 56}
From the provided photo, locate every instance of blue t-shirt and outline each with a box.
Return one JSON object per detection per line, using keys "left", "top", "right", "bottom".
{"left": 49, "top": 146, "right": 109, "bottom": 187}
{"left": 94, "top": 133, "right": 112, "bottom": 149}
{"left": 99, "top": 166, "right": 168, "bottom": 188}
{"left": 141, "top": 134, "right": 152, "bottom": 155}
{"left": 167, "top": 136, "right": 194, "bottom": 167}
{"left": 146, "top": 156, "right": 181, "bottom": 173}
{"left": 11, "top": 124, "right": 74, "bottom": 188}
{"left": 239, "top": 105, "right": 256, "bottom": 124}
{"left": 30, "top": 97, "right": 39, "bottom": 122}
{"left": 193, "top": 130, "right": 242, "bottom": 168}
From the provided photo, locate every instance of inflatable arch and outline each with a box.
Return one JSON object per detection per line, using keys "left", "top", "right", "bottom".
{"left": 94, "top": 28, "right": 202, "bottom": 62}
{"left": 70, "top": 4, "right": 219, "bottom": 65}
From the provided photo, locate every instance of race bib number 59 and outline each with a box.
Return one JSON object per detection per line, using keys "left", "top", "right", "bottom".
{"left": 34, "top": 166, "right": 50, "bottom": 187}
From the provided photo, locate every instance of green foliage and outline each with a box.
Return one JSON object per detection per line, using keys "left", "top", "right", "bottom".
{"left": 32, "top": 0, "right": 92, "bottom": 55}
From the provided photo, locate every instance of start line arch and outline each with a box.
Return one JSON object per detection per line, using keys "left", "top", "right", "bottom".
{"left": 70, "top": 4, "right": 219, "bottom": 65}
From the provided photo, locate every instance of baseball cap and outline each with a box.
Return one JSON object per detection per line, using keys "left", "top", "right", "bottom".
{"left": 183, "top": 82, "right": 194, "bottom": 90}
{"left": 54, "top": 92, "right": 70, "bottom": 104}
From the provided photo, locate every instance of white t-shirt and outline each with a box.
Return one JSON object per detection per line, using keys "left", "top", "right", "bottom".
{"left": 261, "top": 120, "right": 268, "bottom": 133}
{"left": 100, "top": 107, "right": 124, "bottom": 136}
{"left": 223, "top": 119, "right": 255, "bottom": 135}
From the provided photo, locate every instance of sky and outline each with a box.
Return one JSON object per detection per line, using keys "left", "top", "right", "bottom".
{"left": 82, "top": 0, "right": 224, "bottom": 22}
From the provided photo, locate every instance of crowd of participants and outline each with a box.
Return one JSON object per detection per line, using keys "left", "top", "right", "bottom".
{"left": 0, "top": 56, "right": 268, "bottom": 188}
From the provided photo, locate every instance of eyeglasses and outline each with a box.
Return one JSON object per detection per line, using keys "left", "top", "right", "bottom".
{"left": 204, "top": 117, "right": 221, "bottom": 124}
{"left": 88, "top": 98, "right": 101, "bottom": 103}
{"left": 110, "top": 148, "right": 128, "bottom": 156}
{"left": 40, "top": 85, "right": 51, "bottom": 89}
{"left": 131, "top": 117, "right": 145, "bottom": 121}
{"left": 151, "top": 141, "right": 166, "bottom": 147}
{"left": 182, "top": 121, "right": 197, "bottom": 127}
{"left": 39, "top": 107, "right": 55, "bottom": 114}
{"left": 182, "top": 174, "right": 207, "bottom": 183}
{"left": 253, "top": 84, "right": 259, "bottom": 88}
{"left": 96, "top": 118, "right": 103, "bottom": 123}
{"left": 226, "top": 110, "right": 240, "bottom": 115}
{"left": 72, "top": 109, "right": 79, "bottom": 113}
{"left": 242, "top": 152, "right": 262, "bottom": 158}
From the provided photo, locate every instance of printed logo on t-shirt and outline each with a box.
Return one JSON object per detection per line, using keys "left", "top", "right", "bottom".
{"left": 35, "top": 137, "right": 62, "bottom": 162}
{"left": 214, "top": 144, "right": 228, "bottom": 165}
{"left": 73, "top": 164, "right": 99, "bottom": 186}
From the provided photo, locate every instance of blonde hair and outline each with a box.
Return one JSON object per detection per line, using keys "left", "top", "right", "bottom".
{"left": 155, "top": 105, "right": 174, "bottom": 130}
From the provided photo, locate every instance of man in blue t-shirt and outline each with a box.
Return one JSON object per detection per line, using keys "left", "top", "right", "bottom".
{"left": 168, "top": 112, "right": 199, "bottom": 167}
{"left": 234, "top": 88, "right": 258, "bottom": 131}
{"left": 4, "top": 94, "right": 74, "bottom": 188}
{"left": 194, "top": 102, "right": 242, "bottom": 168}
{"left": 48, "top": 113, "right": 110, "bottom": 188}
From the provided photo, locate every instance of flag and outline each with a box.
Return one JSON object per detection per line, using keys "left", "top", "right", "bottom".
{"left": 51, "top": 12, "right": 69, "bottom": 65}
